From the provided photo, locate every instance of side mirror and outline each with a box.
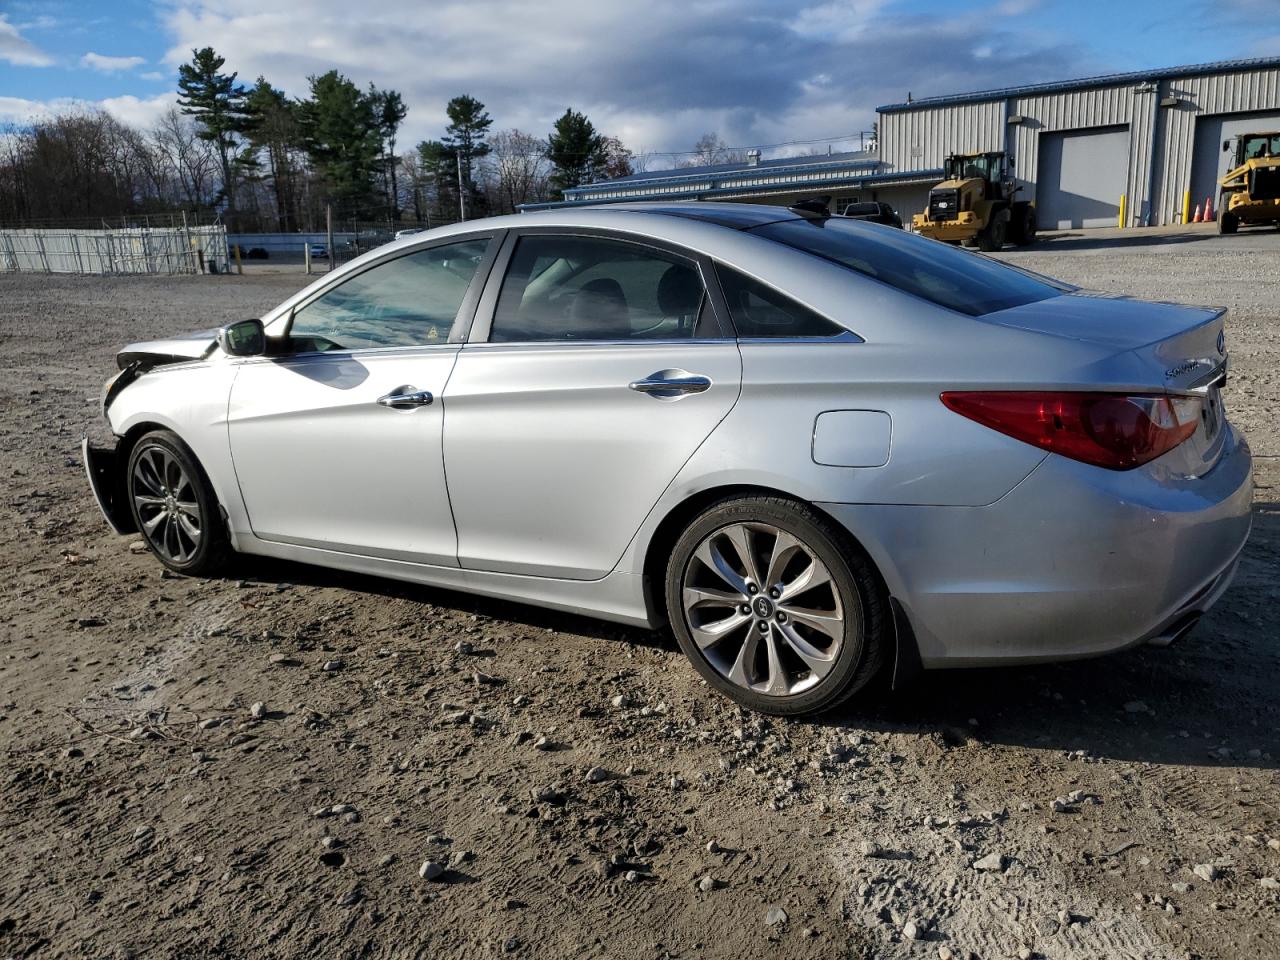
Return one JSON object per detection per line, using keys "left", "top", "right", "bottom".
{"left": 217, "top": 318, "right": 265, "bottom": 357}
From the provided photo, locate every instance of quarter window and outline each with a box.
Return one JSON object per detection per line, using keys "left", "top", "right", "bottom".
{"left": 716, "top": 266, "right": 846, "bottom": 338}
{"left": 489, "top": 235, "right": 710, "bottom": 342}
{"left": 289, "top": 238, "right": 489, "bottom": 350}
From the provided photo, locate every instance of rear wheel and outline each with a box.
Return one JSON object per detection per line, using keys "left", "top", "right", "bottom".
{"left": 1009, "top": 203, "right": 1037, "bottom": 246}
{"left": 1218, "top": 210, "right": 1238, "bottom": 235}
{"left": 665, "top": 496, "right": 888, "bottom": 716}
{"left": 126, "top": 430, "right": 230, "bottom": 575}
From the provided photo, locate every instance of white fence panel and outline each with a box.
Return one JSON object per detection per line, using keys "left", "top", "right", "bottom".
{"left": 0, "top": 225, "right": 228, "bottom": 276}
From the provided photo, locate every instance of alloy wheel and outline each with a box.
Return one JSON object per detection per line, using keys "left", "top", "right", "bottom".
{"left": 680, "top": 522, "right": 846, "bottom": 697}
{"left": 131, "top": 444, "right": 202, "bottom": 564}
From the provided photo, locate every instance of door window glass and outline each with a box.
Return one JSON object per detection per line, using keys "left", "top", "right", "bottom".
{"left": 289, "top": 238, "right": 489, "bottom": 350}
{"left": 489, "top": 235, "right": 707, "bottom": 342}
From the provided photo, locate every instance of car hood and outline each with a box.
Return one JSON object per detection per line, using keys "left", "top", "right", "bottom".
{"left": 116, "top": 328, "right": 218, "bottom": 370}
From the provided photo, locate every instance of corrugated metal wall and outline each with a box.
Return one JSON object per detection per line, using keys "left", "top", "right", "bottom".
{"left": 1152, "top": 65, "right": 1280, "bottom": 224}
{"left": 1009, "top": 85, "right": 1140, "bottom": 216}
{"left": 878, "top": 101, "right": 1005, "bottom": 172}
{"left": 880, "top": 64, "right": 1280, "bottom": 227}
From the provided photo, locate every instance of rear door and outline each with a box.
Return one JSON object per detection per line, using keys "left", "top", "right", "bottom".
{"left": 442, "top": 229, "right": 742, "bottom": 580}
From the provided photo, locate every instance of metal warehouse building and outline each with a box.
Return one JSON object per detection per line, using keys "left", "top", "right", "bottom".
{"left": 536, "top": 56, "right": 1280, "bottom": 230}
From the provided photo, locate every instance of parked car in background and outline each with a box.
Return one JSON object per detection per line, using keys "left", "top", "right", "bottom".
{"left": 308, "top": 243, "right": 327, "bottom": 259}
{"left": 840, "top": 201, "right": 903, "bottom": 228}
{"left": 84, "top": 202, "right": 1251, "bottom": 716}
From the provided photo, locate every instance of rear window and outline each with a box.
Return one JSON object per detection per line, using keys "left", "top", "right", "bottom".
{"left": 750, "top": 217, "right": 1064, "bottom": 316}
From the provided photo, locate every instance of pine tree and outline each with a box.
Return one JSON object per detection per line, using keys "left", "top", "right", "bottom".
{"left": 442, "top": 94, "right": 492, "bottom": 215}
{"left": 298, "top": 71, "right": 382, "bottom": 211}
{"left": 369, "top": 87, "right": 408, "bottom": 221}
{"left": 176, "top": 47, "right": 251, "bottom": 220}
{"left": 547, "top": 109, "right": 607, "bottom": 197}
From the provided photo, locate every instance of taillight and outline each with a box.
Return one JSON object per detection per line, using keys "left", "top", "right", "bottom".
{"left": 940, "top": 391, "right": 1202, "bottom": 470}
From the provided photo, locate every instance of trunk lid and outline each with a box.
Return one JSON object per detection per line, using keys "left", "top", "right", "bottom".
{"left": 983, "top": 291, "right": 1231, "bottom": 475}
{"left": 982, "top": 291, "right": 1227, "bottom": 392}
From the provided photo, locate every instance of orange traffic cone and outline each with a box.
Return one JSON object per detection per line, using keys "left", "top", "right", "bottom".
{"left": 1203, "top": 195, "right": 1214, "bottom": 221}
{"left": 1192, "top": 202, "right": 1202, "bottom": 223}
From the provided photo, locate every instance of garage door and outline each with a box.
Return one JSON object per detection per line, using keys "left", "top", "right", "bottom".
{"left": 1035, "top": 127, "right": 1129, "bottom": 229}
{"left": 1191, "top": 111, "right": 1280, "bottom": 209}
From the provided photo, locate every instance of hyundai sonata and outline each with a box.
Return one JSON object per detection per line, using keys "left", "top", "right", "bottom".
{"left": 84, "top": 202, "right": 1252, "bottom": 715}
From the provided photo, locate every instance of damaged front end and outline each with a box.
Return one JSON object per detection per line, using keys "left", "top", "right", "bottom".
{"left": 82, "top": 437, "right": 135, "bottom": 534}
{"left": 84, "top": 327, "right": 220, "bottom": 535}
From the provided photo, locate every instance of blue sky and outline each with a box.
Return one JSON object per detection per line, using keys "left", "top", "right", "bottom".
{"left": 2, "top": 0, "right": 1277, "bottom": 155}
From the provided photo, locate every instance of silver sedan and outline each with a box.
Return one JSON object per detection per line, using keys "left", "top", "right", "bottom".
{"left": 84, "top": 202, "right": 1253, "bottom": 715}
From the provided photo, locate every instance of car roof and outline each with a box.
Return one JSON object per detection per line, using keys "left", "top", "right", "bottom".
{"left": 596, "top": 201, "right": 809, "bottom": 229}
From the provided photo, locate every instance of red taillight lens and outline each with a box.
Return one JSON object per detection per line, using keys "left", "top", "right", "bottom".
{"left": 940, "top": 391, "right": 1201, "bottom": 470}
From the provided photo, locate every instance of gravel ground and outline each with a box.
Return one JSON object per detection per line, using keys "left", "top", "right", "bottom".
{"left": 1, "top": 230, "right": 1277, "bottom": 960}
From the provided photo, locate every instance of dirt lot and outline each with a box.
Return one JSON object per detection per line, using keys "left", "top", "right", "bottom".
{"left": 1, "top": 229, "right": 1278, "bottom": 960}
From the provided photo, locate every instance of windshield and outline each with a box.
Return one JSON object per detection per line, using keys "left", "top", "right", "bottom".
{"left": 1241, "top": 135, "right": 1280, "bottom": 160}
{"left": 749, "top": 217, "right": 1065, "bottom": 317}
{"left": 945, "top": 154, "right": 998, "bottom": 181}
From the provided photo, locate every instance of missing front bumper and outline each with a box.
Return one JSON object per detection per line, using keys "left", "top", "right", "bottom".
{"left": 82, "top": 437, "right": 136, "bottom": 535}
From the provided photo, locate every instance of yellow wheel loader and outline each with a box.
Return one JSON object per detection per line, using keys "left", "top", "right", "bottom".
{"left": 1217, "top": 132, "right": 1280, "bottom": 234}
{"left": 912, "top": 151, "right": 1036, "bottom": 251}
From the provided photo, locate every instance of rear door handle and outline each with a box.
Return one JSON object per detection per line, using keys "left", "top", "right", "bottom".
{"left": 628, "top": 369, "right": 712, "bottom": 399}
{"left": 377, "top": 388, "right": 434, "bottom": 409}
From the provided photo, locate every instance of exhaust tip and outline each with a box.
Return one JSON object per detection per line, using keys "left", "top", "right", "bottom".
{"left": 1147, "top": 613, "right": 1203, "bottom": 648}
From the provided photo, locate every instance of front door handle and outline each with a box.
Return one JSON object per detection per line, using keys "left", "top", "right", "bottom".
{"left": 377, "top": 388, "right": 434, "bottom": 409}
{"left": 628, "top": 369, "right": 712, "bottom": 399}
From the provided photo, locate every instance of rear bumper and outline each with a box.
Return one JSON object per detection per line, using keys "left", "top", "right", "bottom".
{"left": 82, "top": 437, "right": 135, "bottom": 535}
{"left": 820, "top": 425, "right": 1254, "bottom": 666}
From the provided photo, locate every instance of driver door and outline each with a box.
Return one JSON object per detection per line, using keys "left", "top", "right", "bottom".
{"left": 226, "top": 234, "right": 496, "bottom": 565}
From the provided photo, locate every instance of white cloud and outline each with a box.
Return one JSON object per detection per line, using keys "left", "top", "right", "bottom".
{"left": 0, "top": 13, "right": 54, "bottom": 67}
{"left": 80, "top": 51, "right": 148, "bottom": 73}
{"left": 140, "top": 71, "right": 168, "bottom": 81}
{"left": 0, "top": 93, "right": 178, "bottom": 128}
{"left": 154, "top": 0, "right": 1091, "bottom": 155}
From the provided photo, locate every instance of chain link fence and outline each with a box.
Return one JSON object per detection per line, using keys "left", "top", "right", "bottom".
{"left": 0, "top": 224, "right": 229, "bottom": 276}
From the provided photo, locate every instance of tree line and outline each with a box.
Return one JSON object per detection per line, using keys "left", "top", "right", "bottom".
{"left": 0, "top": 46, "right": 645, "bottom": 231}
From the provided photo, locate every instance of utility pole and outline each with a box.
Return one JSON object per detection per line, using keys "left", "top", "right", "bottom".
{"left": 456, "top": 153, "right": 466, "bottom": 222}
{"left": 326, "top": 203, "right": 335, "bottom": 273}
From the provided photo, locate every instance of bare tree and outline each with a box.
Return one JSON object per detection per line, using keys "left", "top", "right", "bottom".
{"left": 682, "top": 132, "right": 746, "bottom": 168}
{"left": 485, "top": 129, "right": 551, "bottom": 214}
{"left": 151, "top": 107, "right": 219, "bottom": 209}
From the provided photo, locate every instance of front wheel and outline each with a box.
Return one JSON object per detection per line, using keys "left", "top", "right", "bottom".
{"left": 1218, "top": 210, "right": 1238, "bottom": 235}
{"left": 665, "top": 496, "right": 888, "bottom": 716}
{"left": 126, "top": 429, "right": 230, "bottom": 575}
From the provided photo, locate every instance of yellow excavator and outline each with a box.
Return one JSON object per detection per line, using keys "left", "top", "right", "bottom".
{"left": 1217, "top": 131, "right": 1280, "bottom": 234}
{"left": 912, "top": 151, "right": 1037, "bottom": 250}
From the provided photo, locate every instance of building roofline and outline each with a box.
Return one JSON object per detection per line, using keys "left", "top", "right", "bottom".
{"left": 519, "top": 168, "right": 944, "bottom": 212}
{"left": 567, "top": 153, "right": 879, "bottom": 196}
{"left": 876, "top": 56, "right": 1280, "bottom": 113}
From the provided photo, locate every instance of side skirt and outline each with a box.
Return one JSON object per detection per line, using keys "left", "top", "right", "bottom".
{"left": 236, "top": 535, "right": 659, "bottom": 630}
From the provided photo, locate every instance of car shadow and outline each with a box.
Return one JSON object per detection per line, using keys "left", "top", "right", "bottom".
{"left": 218, "top": 501, "right": 1278, "bottom": 771}
{"left": 220, "top": 554, "right": 678, "bottom": 654}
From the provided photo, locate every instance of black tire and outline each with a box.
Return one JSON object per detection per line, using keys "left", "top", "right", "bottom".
{"left": 126, "top": 429, "right": 231, "bottom": 575}
{"left": 1218, "top": 210, "right": 1238, "bottom": 235}
{"left": 665, "top": 496, "right": 888, "bottom": 716}
{"left": 1009, "top": 203, "right": 1037, "bottom": 246}
{"left": 976, "top": 211, "right": 1008, "bottom": 252}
